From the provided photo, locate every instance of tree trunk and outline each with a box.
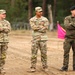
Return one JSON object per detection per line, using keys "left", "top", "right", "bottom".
{"left": 42, "top": 0, "right": 47, "bottom": 16}
{"left": 48, "top": 5, "right": 54, "bottom": 31}
{"left": 28, "top": 0, "right": 33, "bottom": 20}
{"left": 53, "top": 0, "right": 57, "bottom": 24}
{"left": 73, "top": 0, "right": 75, "bottom": 3}
{"left": 11, "top": 0, "right": 15, "bottom": 8}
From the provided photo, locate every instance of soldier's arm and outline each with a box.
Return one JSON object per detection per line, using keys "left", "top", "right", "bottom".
{"left": 43, "top": 19, "right": 49, "bottom": 29}
{"left": 38, "top": 19, "right": 49, "bottom": 32}
{"left": 64, "top": 17, "right": 75, "bottom": 30}
{"left": 3, "top": 22, "right": 11, "bottom": 33}
{"left": 29, "top": 19, "right": 40, "bottom": 31}
{"left": 0, "top": 23, "right": 4, "bottom": 31}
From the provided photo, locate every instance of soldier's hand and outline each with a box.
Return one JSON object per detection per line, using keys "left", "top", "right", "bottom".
{"left": 4, "top": 29, "right": 9, "bottom": 33}
{"left": 0, "top": 28, "right": 4, "bottom": 31}
{"left": 3, "top": 27, "right": 9, "bottom": 33}
{"left": 39, "top": 27, "right": 46, "bottom": 33}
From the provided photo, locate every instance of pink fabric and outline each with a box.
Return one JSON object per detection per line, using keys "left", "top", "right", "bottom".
{"left": 57, "top": 24, "right": 66, "bottom": 39}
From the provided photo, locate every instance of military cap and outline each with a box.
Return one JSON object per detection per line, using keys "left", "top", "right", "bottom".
{"left": 35, "top": 7, "right": 43, "bottom": 12}
{"left": 70, "top": 6, "right": 75, "bottom": 11}
{"left": 0, "top": 9, "right": 6, "bottom": 14}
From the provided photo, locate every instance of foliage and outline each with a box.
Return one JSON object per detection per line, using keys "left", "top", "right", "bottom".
{"left": 0, "top": 0, "right": 75, "bottom": 24}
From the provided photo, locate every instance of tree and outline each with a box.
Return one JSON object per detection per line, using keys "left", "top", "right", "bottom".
{"left": 53, "top": 0, "right": 57, "bottom": 24}
{"left": 48, "top": 5, "right": 53, "bottom": 31}
{"left": 28, "top": 0, "right": 33, "bottom": 20}
{"left": 42, "top": 0, "right": 47, "bottom": 16}
{"left": 1, "top": 0, "right": 75, "bottom": 24}
{"left": 11, "top": 0, "right": 15, "bottom": 8}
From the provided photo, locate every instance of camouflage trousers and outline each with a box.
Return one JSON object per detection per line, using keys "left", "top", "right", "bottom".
{"left": 31, "top": 40, "right": 48, "bottom": 69}
{"left": 63, "top": 38, "right": 75, "bottom": 68}
{"left": 0, "top": 42, "right": 8, "bottom": 70}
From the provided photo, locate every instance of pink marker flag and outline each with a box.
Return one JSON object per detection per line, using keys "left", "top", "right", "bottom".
{"left": 57, "top": 24, "right": 66, "bottom": 39}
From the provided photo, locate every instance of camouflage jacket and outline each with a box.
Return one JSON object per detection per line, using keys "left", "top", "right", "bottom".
{"left": 0, "top": 19, "right": 11, "bottom": 42}
{"left": 64, "top": 15, "right": 75, "bottom": 39}
{"left": 29, "top": 16, "right": 49, "bottom": 41}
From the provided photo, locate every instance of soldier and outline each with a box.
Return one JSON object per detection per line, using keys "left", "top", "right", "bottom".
{"left": 0, "top": 9, "right": 11, "bottom": 74}
{"left": 29, "top": 7, "right": 49, "bottom": 72}
{"left": 61, "top": 6, "right": 75, "bottom": 71}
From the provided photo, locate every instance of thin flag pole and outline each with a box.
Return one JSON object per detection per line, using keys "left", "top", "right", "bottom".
{"left": 57, "top": 21, "right": 66, "bottom": 50}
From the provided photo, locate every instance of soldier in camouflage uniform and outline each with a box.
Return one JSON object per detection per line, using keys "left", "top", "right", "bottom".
{"left": 0, "top": 9, "right": 11, "bottom": 74}
{"left": 61, "top": 6, "right": 75, "bottom": 71}
{"left": 29, "top": 7, "right": 49, "bottom": 72}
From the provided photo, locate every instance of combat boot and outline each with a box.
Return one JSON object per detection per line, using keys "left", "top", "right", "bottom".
{"left": 27, "top": 67, "right": 36, "bottom": 72}
{"left": 30, "top": 67, "right": 36, "bottom": 72}
{"left": 0, "top": 66, "right": 5, "bottom": 74}
{"left": 42, "top": 66, "right": 48, "bottom": 72}
{"left": 60, "top": 66, "right": 68, "bottom": 71}
{"left": 0, "top": 69, "right": 1, "bottom": 74}
{"left": 73, "top": 67, "right": 75, "bottom": 71}
{"left": 42, "top": 68, "right": 48, "bottom": 72}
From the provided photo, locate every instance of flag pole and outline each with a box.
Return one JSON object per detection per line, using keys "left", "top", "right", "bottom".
{"left": 57, "top": 21, "right": 60, "bottom": 50}
{"left": 57, "top": 21, "right": 66, "bottom": 50}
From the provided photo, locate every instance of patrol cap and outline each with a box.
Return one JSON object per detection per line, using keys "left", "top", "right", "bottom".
{"left": 0, "top": 9, "right": 6, "bottom": 14}
{"left": 35, "top": 7, "right": 43, "bottom": 12}
{"left": 70, "top": 6, "right": 75, "bottom": 11}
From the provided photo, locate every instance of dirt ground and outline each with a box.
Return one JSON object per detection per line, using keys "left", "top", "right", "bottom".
{"left": 4, "top": 30, "right": 75, "bottom": 75}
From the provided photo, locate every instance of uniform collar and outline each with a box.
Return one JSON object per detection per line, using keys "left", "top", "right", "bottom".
{"left": 34, "top": 16, "right": 43, "bottom": 20}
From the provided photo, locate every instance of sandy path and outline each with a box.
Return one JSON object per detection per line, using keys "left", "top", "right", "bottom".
{"left": 3, "top": 30, "right": 75, "bottom": 75}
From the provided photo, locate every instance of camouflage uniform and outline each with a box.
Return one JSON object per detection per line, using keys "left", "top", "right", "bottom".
{"left": 63, "top": 15, "right": 75, "bottom": 69}
{"left": 0, "top": 10, "right": 11, "bottom": 73}
{"left": 30, "top": 15, "right": 49, "bottom": 69}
